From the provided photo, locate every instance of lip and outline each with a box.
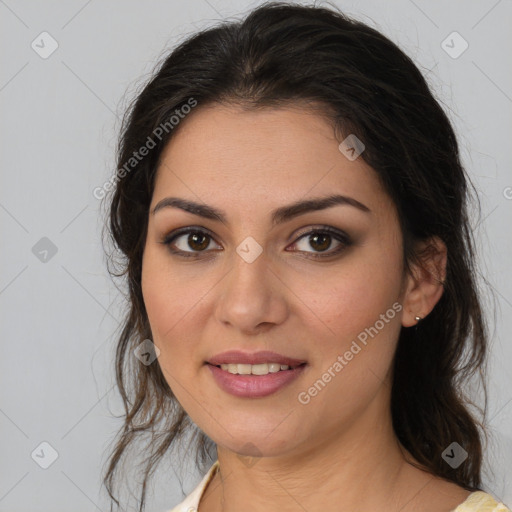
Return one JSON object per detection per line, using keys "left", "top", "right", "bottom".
{"left": 207, "top": 363, "right": 307, "bottom": 398}
{"left": 206, "top": 350, "right": 307, "bottom": 367}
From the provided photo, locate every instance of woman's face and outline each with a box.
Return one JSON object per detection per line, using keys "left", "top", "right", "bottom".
{"left": 141, "top": 104, "right": 412, "bottom": 458}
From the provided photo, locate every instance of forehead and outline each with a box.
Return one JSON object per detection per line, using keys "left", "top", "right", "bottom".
{"left": 152, "top": 104, "right": 393, "bottom": 218}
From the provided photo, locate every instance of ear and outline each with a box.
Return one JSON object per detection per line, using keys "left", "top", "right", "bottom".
{"left": 400, "top": 236, "right": 447, "bottom": 328}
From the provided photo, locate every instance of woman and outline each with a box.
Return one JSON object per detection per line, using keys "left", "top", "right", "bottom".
{"left": 101, "top": 3, "right": 510, "bottom": 511}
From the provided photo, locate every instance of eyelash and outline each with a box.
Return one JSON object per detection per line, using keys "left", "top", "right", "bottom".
{"left": 160, "top": 225, "right": 353, "bottom": 260}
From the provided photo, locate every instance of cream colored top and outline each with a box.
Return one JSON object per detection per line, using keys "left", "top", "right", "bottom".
{"left": 166, "top": 460, "right": 510, "bottom": 512}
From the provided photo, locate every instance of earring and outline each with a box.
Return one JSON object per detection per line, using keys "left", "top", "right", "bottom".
{"left": 414, "top": 315, "right": 422, "bottom": 322}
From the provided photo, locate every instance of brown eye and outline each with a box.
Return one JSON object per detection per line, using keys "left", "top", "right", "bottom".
{"left": 289, "top": 226, "right": 352, "bottom": 258}
{"left": 185, "top": 232, "right": 210, "bottom": 251}
{"left": 307, "top": 233, "right": 332, "bottom": 252}
{"left": 162, "top": 228, "right": 221, "bottom": 257}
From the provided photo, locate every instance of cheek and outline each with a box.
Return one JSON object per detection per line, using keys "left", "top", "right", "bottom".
{"left": 141, "top": 275, "right": 196, "bottom": 402}
{"left": 296, "top": 283, "right": 402, "bottom": 431}
{"left": 141, "top": 249, "right": 214, "bottom": 374}
{"left": 303, "top": 247, "right": 403, "bottom": 336}
{"left": 141, "top": 258, "right": 219, "bottom": 418}
{"left": 296, "top": 243, "right": 404, "bottom": 400}
{"left": 141, "top": 250, "right": 188, "bottom": 354}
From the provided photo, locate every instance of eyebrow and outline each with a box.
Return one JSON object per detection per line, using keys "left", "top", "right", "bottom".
{"left": 151, "top": 194, "right": 371, "bottom": 226}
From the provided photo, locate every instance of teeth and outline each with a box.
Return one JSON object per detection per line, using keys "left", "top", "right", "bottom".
{"left": 219, "top": 363, "right": 292, "bottom": 375}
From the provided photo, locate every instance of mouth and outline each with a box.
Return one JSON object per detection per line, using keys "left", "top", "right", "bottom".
{"left": 206, "top": 361, "right": 308, "bottom": 398}
{"left": 205, "top": 350, "right": 308, "bottom": 397}
{"left": 207, "top": 361, "right": 307, "bottom": 375}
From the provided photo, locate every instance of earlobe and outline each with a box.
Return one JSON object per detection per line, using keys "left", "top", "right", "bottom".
{"left": 400, "top": 236, "right": 447, "bottom": 328}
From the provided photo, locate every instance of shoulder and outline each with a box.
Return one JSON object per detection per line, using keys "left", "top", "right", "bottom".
{"left": 452, "top": 491, "right": 511, "bottom": 512}
{"left": 165, "top": 460, "right": 219, "bottom": 512}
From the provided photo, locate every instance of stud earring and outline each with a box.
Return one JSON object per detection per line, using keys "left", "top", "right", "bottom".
{"left": 414, "top": 315, "right": 422, "bottom": 322}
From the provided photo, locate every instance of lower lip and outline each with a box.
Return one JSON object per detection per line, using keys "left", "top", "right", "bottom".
{"left": 206, "top": 363, "right": 307, "bottom": 398}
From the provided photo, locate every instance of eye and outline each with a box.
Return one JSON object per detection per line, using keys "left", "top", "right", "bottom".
{"left": 160, "top": 225, "right": 352, "bottom": 259}
{"left": 161, "top": 227, "right": 221, "bottom": 257}
{"left": 288, "top": 226, "right": 352, "bottom": 258}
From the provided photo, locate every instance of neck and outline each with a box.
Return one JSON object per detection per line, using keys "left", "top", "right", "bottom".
{"left": 199, "top": 388, "right": 430, "bottom": 512}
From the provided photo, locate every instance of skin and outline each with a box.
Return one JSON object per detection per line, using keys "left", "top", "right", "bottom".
{"left": 141, "top": 104, "right": 471, "bottom": 512}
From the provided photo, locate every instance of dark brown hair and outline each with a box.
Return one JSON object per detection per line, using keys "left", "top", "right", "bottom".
{"left": 101, "top": 2, "right": 492, "bottom": 510}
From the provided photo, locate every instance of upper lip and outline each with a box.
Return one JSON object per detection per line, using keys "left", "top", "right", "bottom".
{"left": 206, "top": 350, "right": 307, "bottom": 367}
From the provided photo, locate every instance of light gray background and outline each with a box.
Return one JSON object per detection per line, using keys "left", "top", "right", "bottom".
{"left": 1, "top": 1, "right": 511, "bottom": 511}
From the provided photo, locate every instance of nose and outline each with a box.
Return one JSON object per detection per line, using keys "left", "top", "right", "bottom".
{"left": 214, "top": 248, "right": 289, "bottom": 335}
